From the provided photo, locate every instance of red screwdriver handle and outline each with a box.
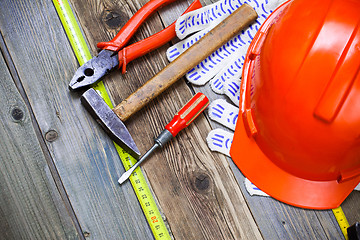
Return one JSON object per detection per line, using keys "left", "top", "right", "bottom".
{"left": 165, "top": 93, "right": 209, "bottom": 137}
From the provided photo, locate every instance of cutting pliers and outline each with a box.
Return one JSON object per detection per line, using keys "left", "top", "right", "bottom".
{"left": 69, "top": 0, "right": 202, "bottom": 91}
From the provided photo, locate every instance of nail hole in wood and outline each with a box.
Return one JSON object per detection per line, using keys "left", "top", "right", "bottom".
{"left": 11, "top": 107, "right": 24, "bottom": 122}
{"left": 191, "top": 172, "right": 212, "bottom": 193}
{"left": 102, "top": 9, "right": 125, "bottom": 29}
{"left": 45, "top": 130, "right": 58, "bottom": 142}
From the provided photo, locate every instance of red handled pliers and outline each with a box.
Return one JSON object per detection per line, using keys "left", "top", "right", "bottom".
{"left": 69, "top": 0, "right": 202, "bottom": 90}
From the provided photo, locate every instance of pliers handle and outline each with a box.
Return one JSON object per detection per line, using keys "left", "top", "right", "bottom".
{"left": 97, "top": 0, "right": 202, "bottom": 73}
{"left": 98, "top": 0, "right": 178, "bottom": 52}
{"left": 69, "top": 0, "right": 202, "bottom": 90}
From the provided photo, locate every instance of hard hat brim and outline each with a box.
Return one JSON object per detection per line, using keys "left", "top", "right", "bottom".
{"left": 230, "top": 0, "right": 360, "bottom": 209}
{"left": 231, "top": 117, "right": 360, "bottom": 209}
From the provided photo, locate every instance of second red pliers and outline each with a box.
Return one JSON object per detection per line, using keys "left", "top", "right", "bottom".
{"left": 69, "top": 0, "right": 202, "bottom": 91}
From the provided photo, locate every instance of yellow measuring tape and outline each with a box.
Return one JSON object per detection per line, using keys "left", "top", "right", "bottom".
{"left": 53, "top": 1, "right": 171, "bottom": 239}
{"left": 333, "top": 206, "right": 350, "bottom": 240}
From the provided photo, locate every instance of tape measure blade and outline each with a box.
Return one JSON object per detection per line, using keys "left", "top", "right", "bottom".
{"left": 53, "top": 0, "right": 92, "bottom": 65}
{"left": 116, "top": 146, "right": 171, "bottom": 239}
{"left": 332, "top": 206, "right": 350, "bottom": 240}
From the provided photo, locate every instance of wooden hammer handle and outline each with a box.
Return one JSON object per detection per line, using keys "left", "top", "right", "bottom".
{"left": 113, "top": 4, "right": 257, "bottom": 121}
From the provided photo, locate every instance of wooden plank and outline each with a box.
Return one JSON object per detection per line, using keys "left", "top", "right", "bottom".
{"left": 69, "top": 0, "right": 262, "bottom": 239}
{"left": 0, "top": 0, "right": 154, "bottom": 239}
{"left": 0, "top": 44, "right": 78, "bottom": 238}
{"left": 342, "top": 191, "right": 360, "bottom": 226}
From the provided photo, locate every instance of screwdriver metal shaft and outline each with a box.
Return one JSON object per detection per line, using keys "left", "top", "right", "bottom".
{"left": 118, "top": 92, "right": 209, "bottom": 184}
{"left": 118, "top": 143, "right": 160, "bottom": 184}
{"left": 118, "top": 131, "right": 170, "bottom": 184}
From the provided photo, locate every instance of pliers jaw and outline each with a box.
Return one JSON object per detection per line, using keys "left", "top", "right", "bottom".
{"left": 69, "top": 50, "right": 119, "bottom": 91}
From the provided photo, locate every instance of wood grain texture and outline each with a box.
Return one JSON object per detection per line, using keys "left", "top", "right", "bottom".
{"left": 0, "top": 0, "right": 153, "bottom": 239}
{"left": 0, "top": 48, "right": 78, "bottom": 239}
{"left": 1, "top": 0, "right": 358, "bottom": 239}
{"left": 70, "top": 0, "right": 262, "bottom": 239}
{"left": 342, "top": 191, "right": 360, "bottom": 226}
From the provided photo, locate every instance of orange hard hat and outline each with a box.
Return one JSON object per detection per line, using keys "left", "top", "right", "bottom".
{"left": 230, "top": 0, "right": 360, "bottom": 209}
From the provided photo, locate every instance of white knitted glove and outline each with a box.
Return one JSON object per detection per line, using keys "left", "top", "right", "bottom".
{"left": 206, "top": 99, "right": 237, "bottom": 155}
{"left": 167, "top": 0, "right": 287, "bottom": 106}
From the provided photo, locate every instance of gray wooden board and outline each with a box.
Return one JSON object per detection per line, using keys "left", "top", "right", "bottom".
{"left": 342, "top": 191, "right": 360, "bottom": 226}
{"left": 1, "top": 0, "right": 358, "bottom": 239}
{"left": 0, "top": 0, "right": 153, "bottom": 239}
{"left": 0, "top": 46, "right": 78, "bottom": 238}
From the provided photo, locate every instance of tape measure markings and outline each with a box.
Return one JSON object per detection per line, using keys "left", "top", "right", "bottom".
{"left": 53, "top": 1, "right": 171, "bottom": 239}
{"left": 332, "top": 206, "right": 349, "bottom": 240}
{"left": 53, "top": 0, "right": 91, "bottom": 65}
{"left": 115, "top": 146, "right": 170, "bottom": 239}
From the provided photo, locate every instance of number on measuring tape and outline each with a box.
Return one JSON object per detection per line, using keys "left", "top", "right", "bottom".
{"left": 332, "top": 207, "right": 349, "bottom": 240}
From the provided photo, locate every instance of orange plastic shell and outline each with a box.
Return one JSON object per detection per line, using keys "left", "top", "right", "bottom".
{"left": 230, "top": 0, "right": 360, "bottom": 209}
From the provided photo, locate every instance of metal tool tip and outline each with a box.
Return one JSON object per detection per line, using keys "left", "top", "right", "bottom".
{"left": 68, "top": 83, "right": 77, "bottom": 91}
{"left": 118, "top": 171, "right": 132, "bottom": 184}
{"left": 69, "top": 50, "right": 119, "bottom": 90}
{"left": 69, "top": 71, "right": 93, "bottom": 91}
{"left": 80, "top": 88, "right": 141, "bottom": 159}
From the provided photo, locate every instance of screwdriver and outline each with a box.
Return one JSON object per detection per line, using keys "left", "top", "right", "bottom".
{"left": 118, "top": 92, "right": 209, "bottom": 184}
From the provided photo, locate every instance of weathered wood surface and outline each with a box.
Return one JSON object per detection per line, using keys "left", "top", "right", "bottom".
{"left": 0, "top": 42, "right": 79, "bottom": 239}
{"left": 0, "top": 0, "right": 359, "bottom": 239}
{"left": 342, "top": 191, "right": 360, "bottom": 227}
{"left": 0, "top": 0, "right": 153, "bottom": 239}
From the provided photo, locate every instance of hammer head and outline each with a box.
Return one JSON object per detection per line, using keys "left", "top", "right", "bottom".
{"left": 81, "top": 88, "right": 140, "bottom": 159}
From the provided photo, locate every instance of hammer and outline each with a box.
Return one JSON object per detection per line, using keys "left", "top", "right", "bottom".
{"left": 81, "top": 4, "right": 257, "bottom": 159}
